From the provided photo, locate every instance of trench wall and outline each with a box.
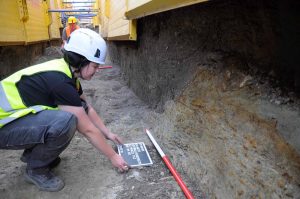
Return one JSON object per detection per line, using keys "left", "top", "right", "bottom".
{"left": 108, "top": 0, "right": 300, "bottom": 109}
{"left": 107, "top": 0, "right": 300, "bottom": 154}
{"left": 108, "top": 1, "right": 300, "bottom": 197}
{"left": 0, "top": 43, "right": 47, "bottom": 80}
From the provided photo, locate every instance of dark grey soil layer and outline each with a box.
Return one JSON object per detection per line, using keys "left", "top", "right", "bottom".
{"left": 108, "top": 0, "right": 300, "bottom": 110}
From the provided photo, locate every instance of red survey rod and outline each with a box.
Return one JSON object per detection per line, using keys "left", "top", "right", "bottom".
{"left": 145, "top": 129, "right": 195, "bottom": 199}
{"left": 98, "top": 66, "right": 112, "bottom": 69}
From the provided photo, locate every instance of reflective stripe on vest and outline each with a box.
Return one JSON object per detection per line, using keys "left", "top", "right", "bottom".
{"left": 0, "top": 58, "right": 72, "bottom": 128}
{"left": 0, "top": 105, "right": 46, "bottom": 128}
{"left": 0, "top": 83, "right": 12, "bottom": 111}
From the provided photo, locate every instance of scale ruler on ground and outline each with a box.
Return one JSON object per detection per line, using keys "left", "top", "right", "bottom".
{"left": 117, "top": 142, "right": 153, "bottom": 167}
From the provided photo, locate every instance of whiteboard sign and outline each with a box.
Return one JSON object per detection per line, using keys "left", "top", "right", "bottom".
{"left": 117, "top": 142, "right": 153, "bottom": 167}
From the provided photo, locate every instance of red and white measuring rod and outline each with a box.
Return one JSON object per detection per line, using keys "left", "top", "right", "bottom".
{"left": 145, "top": 129, "right": 195, "bottom": 199}
{"left": 97, "top": 66, "right": 113, "bottom": 69}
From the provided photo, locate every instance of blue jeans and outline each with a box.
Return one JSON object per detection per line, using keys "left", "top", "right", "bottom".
{"left": 0, "top": 110, "right": 77, "bottom": 169}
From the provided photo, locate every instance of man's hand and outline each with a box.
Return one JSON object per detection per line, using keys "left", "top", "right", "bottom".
{"left": 107, "top": 132, "right": 123, "bottom": 145}
{"left": 110, "top": 154, "right": 129, "bottom": 172}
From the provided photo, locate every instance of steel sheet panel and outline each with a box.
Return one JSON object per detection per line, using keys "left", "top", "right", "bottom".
{"left": 0, "top": 1, "right": 26, "bottom": 44}
{"left": 126, "top": 0, "right": 209, "bottom": 20}
{"left": 107, "top": 0, "right": 135, "bottom": 40}
{"left": 24, "top": 0, "right": 49, "bottom": 42}
{"left": 48, "top": 0, "right": 62, "bottom": 39}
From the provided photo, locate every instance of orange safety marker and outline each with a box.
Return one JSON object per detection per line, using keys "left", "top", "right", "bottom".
{"left": 145, "top": 129, "right": 195, "bottom": 199}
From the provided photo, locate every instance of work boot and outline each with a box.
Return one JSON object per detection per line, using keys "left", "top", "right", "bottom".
{"left": 20, "top": 156, "right": 61, "bottom": 169}
{"left": 24, "top": 167, "right": 64, "bottom": 192}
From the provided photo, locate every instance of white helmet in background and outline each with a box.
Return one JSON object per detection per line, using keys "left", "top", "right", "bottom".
{"left": 64, "top": 28, "right": 107, "bottom": 64}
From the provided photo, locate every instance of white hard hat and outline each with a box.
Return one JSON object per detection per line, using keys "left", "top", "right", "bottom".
{"left": 64, "top": 28, "right": 107, "bottom": 64}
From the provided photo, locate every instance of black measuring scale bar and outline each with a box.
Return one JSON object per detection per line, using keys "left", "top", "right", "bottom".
{"left": 117, "top": 142, "right": 153, "bottom": 167}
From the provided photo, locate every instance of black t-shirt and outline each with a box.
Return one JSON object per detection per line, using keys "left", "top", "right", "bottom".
{"left": 17, "top": 71, "right": 83, "bottom": 107}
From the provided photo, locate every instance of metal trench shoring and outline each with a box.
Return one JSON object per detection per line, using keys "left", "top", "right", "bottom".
{"left": 65, "top": 13, "right": 97, "bottom": 18}
{"left": 62, "top": 1, "right": 96, "bottom": 3}
{"left": 58, "top": 1, "right": 97, "bottom": 20}
{"left": 48, "top": 9, "right": 98, "bottom": 13}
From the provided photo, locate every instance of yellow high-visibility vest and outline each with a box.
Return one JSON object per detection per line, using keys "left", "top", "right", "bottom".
{"left": 0, "top": 58, "right": 72, "bottom": 128}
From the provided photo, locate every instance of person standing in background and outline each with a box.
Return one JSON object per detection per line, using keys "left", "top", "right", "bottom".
{"left": 61, "top": 16, "right": 80, "bottom": 47}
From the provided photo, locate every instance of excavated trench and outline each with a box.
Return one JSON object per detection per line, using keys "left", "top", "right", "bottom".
{"left": 0, "top": 0, "right": 300, "bottom": 198}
